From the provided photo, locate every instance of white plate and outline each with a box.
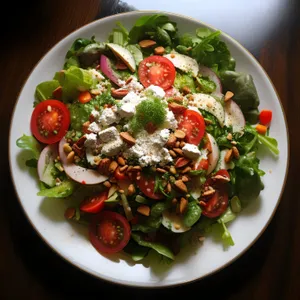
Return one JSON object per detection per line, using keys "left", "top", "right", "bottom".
{"left": 9, "top": 11, "right": 289, "bottom": 287}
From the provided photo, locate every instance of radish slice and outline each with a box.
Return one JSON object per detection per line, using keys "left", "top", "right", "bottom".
{"left": 100, "top": 55, "right": 121, "bottom": 86}
{"left": 162, "top": 210, "right": 191, "bottom": 233}
{"left": 207, "top": 133, "right": 220, "bottom": 174}
{"left": 58, "top": 138, "right": 108, "bottom": 185}
{"left": 37, "top": 144, "right": 58, "bottom": 187}
{"left": 199, "top": 65, "right": 223, "bottom": 96}
{"left": 224, "top": 100, "right": 246, "bottom": 133}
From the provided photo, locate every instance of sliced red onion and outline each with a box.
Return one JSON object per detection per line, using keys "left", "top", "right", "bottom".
{"left": 100, "top": 55, "right": 121, "bottom": 86}
{"left": 58, "top": 137, "right": 108, "bottom": 185}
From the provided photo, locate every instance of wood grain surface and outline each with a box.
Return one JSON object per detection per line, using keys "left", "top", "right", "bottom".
{"left": 1, "top": 0, "right": 298, "bottom": 299}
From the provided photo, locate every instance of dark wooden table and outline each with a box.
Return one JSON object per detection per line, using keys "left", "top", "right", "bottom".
{"left": 1, "top": 0, "right": 299, "bottom": 299}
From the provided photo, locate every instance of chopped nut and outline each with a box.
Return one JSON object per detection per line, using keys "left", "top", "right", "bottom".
{"left": 120, "top": 132, "right": 136, "bottom": 146}
{"left": 166, "top": 134, "right": 177, "bottom": 148}
{"left": 213, "top": 174, "right": 230, "bottom": 183}
{"left": 170, "top": 53, "right": 176, "bottom": 58}
{"left": 174, "top": 180, "right": 188, "bottom": 193}
{"left": 103, "top": 181, "right": 111, "bottom": 188}
{"left": 174, "top": 130, "right": 186, "bottom": 139}
{"left": 232, "top": 146, "right": 240, "bottom": 159}
{"left": 125, "top": 77, "right": 133, "bottom": 85}
{"left": 181, "top": 166, "right": 191, "bottom": 174}
{"left": 174, "top": 223, "right": 181, "bottom": 230}
{"left": 74, "top": 155, "right": 81, "bottom": 163}
{"left": 179, "top": 198, "right": 188, "bottom": 214}
{"left": 224, "top": 149, "right": 233, "bottom": 163}
{"left": 173, "top": 148, "right": 183, "bottom": 156}
{"left": 98, "top": 158, "right": 111, "bottom": 175}
{"left": 166, "top": 183, "right": 172, "bottom": 193}
{"left": 199, "top": 200, "right": 207, "bottom": 207}
{"left": 180, "top": 141, "right": 186, "bottom": 148}
{"left": 139, "top": 39, "right": 156, "bottom": 48}
{"left": 127, "top": 166, "right": 133, "bottom": 172}
{"left": 227, "top": 133, "right": 233, "bottom": 140}
{"left": 63, "top": 143, "right": 72, "bottom": 154}
{"left": 117, "top": 157, "right": 126, "bottom": 166}
{"left": 118, "top": 189, "right": 125, "bottom": 194}
{"left": 133, "top": 166, "right": 142, "bottom": 171}
{"left": 72, "top": 143, "right": 85, "bottom": 158}
{"left": 137, "top": 205, "right": 150, "bottom": 216}
{"left": 202, "top": 189, "right": 215, "bottom": 197}
{"left": 224, "top": 91, "right": 234, "bottom": 102}
{"left": 156, "top": 168, "right": 167, "bottom": 174}
{"left": 82, "top": 121, "right": 91, "bottom": 134}
{"left": 181, "top": 175, "right": 190, "bottom": 182}
{"left": 119, "top": 165, "right": 128, "bottom": 172}
{"left": 172, "top": 198, "right": 178, "bottom": 206}
{"left": 169, "top": 166, "right": 177, "bottom": 175}
{"left": 127, "top": 184, "right": 136, "bottom": 196}
{"left": 154, "top": 46, "right": 165, "bottom": 55}
{"left": 172, "top": 96, "right": 183, "bottom": 102}
{"left": 231, "top": 141, "right": 237, "bottom": 145}
{"left": 182, "top": 86, "right": 191, "bottom": 95}
{"left": 67, "top": 151, "right": 75, "bottom": 163}
{"left": 199, "top": 236, "right": 205, "bottom": 242}
{"left": 111, "top": 88, "right": 129, "bottom": 99}
{"left": 109, "top": 161, "right": 118, "bottom": 173}
{"left": 175, "top": 141, "right": 180, "bottom": 148}
{"left": 169, "top": 150, "right": 177, "bottom": 157}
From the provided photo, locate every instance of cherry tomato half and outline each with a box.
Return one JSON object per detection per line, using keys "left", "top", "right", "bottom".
{"left": 138, "top": 56, "right": 176, "bottom": 90}
{"left": 89, "top": 211, "right": 131, "bottom": 254}
{"left": 136, "top": 173, "right": 163, "bottom": 200}
{"left": 259, "top": 110, "right": 272, "bottom": 126}
{"left": 201, "top": 188, "right": 228, "bottom": 218}
{"left": 114, "top": 167, "right": 128, "bottom": 181}
{"left": 80, "top": 191, "right": 108, "bottom": 214}
{"left": 178, "top": 109, "right": 206, "bottom": 145}
{"left": 30, "top": 99, "right": 70, "bottom": 144}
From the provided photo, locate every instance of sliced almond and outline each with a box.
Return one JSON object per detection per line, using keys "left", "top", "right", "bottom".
{"left": 180, "top": 141, "right": 186, "bottom": 148}
{"left": 64, "top": 207, "right": 76, "bottom": 220}
{"left": 111, "top": 88, "right": 129, "bottom": 99}
{"left": 169, "top": 150, "right": 177, "bottom": 158}
{"left": 166, "top": 134, "right": 177, "bottom": 148}
{"left": 181, "top": 175, "right": 190, "bottom": 182}
{"left": 156, "top": 168, "right": 167, "bottom": 174}
{"left": 175, "top": 141, "right": 180, "bottom": 148}
{"left": 66, "top": 151, "right": 75, "bottom": 163}
{"left": 224, "top": 91, "right": 234, "bottom": 102}
{"left": 174, "top": 130, "right": 186, "bottom": 139}
{"left": 202, "top": 189, "right": 215, "bottom": 197}
{"left": 169, "top": 166, "right": 176, "bottom": 175}
{"left": 154, "top": 46, "right": 165, "bottom": 55}
{"left": 182, "top": 86, "right": 191, "bottom": 95}
{"left": 127, "top": 184, "right": 136, "bottom": 196}
{"left": 137, "top": 205, "right": 150, "bottom": 216}
{"left": 138, "top": 39, "right": 156, "bottom": 48}
{"left": 109, "top": 161, "right": 118, "bottom": 173}
{"left": 225, "top": 149, "right": 233, "bottom": 163}
{"left": 166, "top": 183, "right": 172, "bottom": 193}
{"left": 63, "top": 143, "right": 72, "bottom": 154}
{"left": 117, "top": 156, "right": 126, "bottom": 166}
{"left": 119, "top": 165, "right": 128, "bottom": 172}
{"left": 181, "top": 166, "right": 191, "bottom": 174}
{"left": 120, "top": 132, "right": 136, "bottom": 146}
{"left": 232, "top": 146, "right": 240, "bottom": 159}
{"left": 227, "top": 133, "right": 233, "bottom": 140}
{"left": 174, "top": 180, "right": 188, "bottom": 193}
{"left": 173, "top": 148, "right": 183, "bottom": 156}
{"left": 103, "top": 181, "right": 111, "bottom": 188}
{"left": 179, "top": 198, "right": 188, "bottom": 214}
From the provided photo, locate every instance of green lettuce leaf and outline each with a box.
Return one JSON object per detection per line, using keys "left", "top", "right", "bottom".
{"left": 174, "top": 73, "right": 196, "bottom": 93}
{"left": 258, "top": 134, "right": 279, "bottom": 155}
{"left": 183, "top": 201, "right": 202, "bottom": 227}
{"left": 219, "top": 221, "right": 234, "bottom": 246}
{"left": 37, "top": 179, "right": 76, "bottom": 198}
{"left": 34, "top": 80, "right": 60, "bottom": 105}
{"left": 16, "top": 135, "right": 41, "bottom": 159}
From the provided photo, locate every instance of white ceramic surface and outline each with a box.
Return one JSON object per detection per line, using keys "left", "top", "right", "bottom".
{"left": 9, "top": 11, "right": 289, "bottom": 287}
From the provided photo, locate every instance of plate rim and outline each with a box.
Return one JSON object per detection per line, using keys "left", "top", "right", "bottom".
{"left": 8, "top": 9, "right": 290, "bottom": 288}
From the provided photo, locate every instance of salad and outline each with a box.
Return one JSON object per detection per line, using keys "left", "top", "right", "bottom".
{"left": 16, "top": 14, "right": 279, "bottom": 263}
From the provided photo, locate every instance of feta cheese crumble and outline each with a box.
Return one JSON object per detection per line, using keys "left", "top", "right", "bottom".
{"left": 163, "top": 109, "right": 178, "bottom": 130}
{"left": 123, "top": 129, "right": 172, "bottom": 167}
{"left": 182, "top": 143, "right": 201, "bottom": 160}
{"left": 99, "top": 107, "right": 120, "bottom": 126}
{"left": 88, "top": 122, "right": 101, "bottom": 133}
{"left": 145, "top": 85, "right": 166, "bottom": 99}
{"left": 84, "top": 133, "right": 98, "bottom": 149}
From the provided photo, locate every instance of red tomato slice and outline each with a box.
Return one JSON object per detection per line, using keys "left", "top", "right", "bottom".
{"left": 196, "top": 158, "right": 209, "bottom": 171}
{"left": 31, "top": 100, "right": 70, "bottom": 144}
{"left": 259, "top": 110, "right": 272, "bottom": 126}
{"left": 114, "top": 167, "right": 128, "bottom": 181}
{"left": 178, "top": 109, "right": 205, "bottom": 145}
{"left": 138, "top": 56, "right": 176, "bottom": 90}
{"left": 136, "top": 173, "right": 163, "bottom": 200}
{"left": 201, "top": 188, "right": 228, "bottom": 218}
{"left": 80, "top": 191, "right": 108, "bottom": 213}
{"left": 89, "top": 211, "right": 131, "bottom": 254}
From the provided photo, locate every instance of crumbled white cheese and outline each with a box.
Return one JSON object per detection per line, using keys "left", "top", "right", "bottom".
{"left": 118, "top": 79, "right": 126, "bottom": 86}
{"left": 119, "top": 103, "right": 136, "bottom": 118}
{"left": 101, "top": 137, "right": 124, "bottom": 156}
{"left": 123, "top": 130, "right": 172, "bottom": 167}
{"left": 126, "top": 76, "right": 144, "bottom": 92}
{"left": 89, "top": 69, "right": 105, "bottom": 81}
{"left": 91, "top": 109, "right": 101, "bottom": 122}
{"left": 98, "top": 126, "right": 119, "bottom": 143}
{"left": 99, "top": 108, "right": 120, "bottom": 126}
{"left": 146, "top": 85, "right": 166, "bottom": 99}
{"left": 88, "top": 122, "right": 101, "bottom": 133}
{"left": 84, "top": 133, "right": 98, "bottom": 149}
{"left": 182, "top": 143, "right": 201, "bottom": 160}
{"left": 163, "top": 109, "right": 178, "bottom": 130}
